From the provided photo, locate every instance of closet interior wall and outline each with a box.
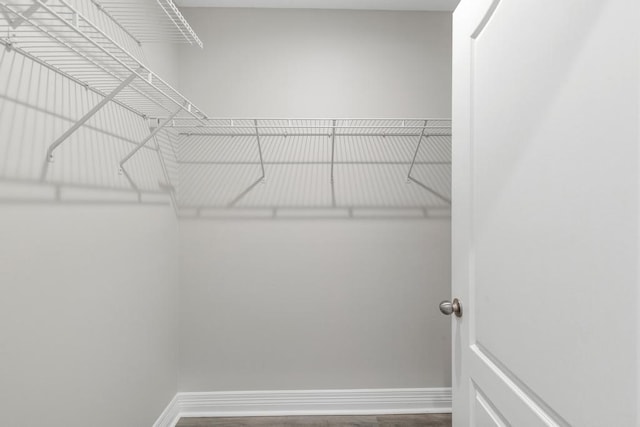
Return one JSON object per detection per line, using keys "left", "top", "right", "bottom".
{"left": 175, "top": 8, "right": 453, "bottom": 392}
{"left": 0, "top": 1, "right": 183, "bottom": 426}
{"left": 0, "top": 3, "right": 454, "bottom": 425}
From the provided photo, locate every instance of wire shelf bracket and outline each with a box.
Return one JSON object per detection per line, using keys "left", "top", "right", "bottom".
{"left": 40, "top": 70, "right": 139, "bottom": 180}
{"left": 406, "top": 120, "right": 451, "bottom": 205}
{"left": 253, "top": 119, "right": 267, "bottom": 184}
{"left": 119, "top": 107, "right": 182, "bottom": 174}
{"left": 407, "top": 120, "right": 428, "bottom": 182}
{"left": 330, "top": 119, "right": 337, "bottom": 207}
{"left": 117, "top": 108, "right": 182, "bottom": 211}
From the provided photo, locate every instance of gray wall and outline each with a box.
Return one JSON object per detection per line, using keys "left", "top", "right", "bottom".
{"left": 0, "top": 2, "right": 181, "bottom": 425}
{"left": 177, "top": 8, "right": 452, "bottom": 118}
{"left": 0, "top": 6, "right": 453, "bottom": 425}
{"left": 179, "top": 220, "right": 452, "bottom": 391}
{"left": 0, "top": 206, "right": 179, "bottom": 427}
{"left": 176, "top": 8, "right": 452, "bottom": 392}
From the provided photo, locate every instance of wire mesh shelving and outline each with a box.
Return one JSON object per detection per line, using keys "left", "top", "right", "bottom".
{"left": 0, "top": 0, "right": 206, "bottom": 180}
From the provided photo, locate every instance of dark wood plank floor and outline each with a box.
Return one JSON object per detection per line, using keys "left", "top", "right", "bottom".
{"left": 176, "top": 414, "right": 452, "bottom": 427}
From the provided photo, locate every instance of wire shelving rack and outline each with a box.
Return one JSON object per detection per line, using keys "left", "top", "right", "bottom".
{"left": 171, "top": 118, "right": 452, "bottom": 219}
{"left": 0, "top": 0, "right": 206, "bottom": 180}
{"left": 89, "top": 0, "right": 202, "bottom": 47}
{"left": 0, "top": 2, "right": 453, "bottom": 217}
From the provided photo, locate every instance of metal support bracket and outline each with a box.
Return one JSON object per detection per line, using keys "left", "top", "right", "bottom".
{"left": 254, "top": 119, "right": 266, "bottom": 183}
{"left": 406, "top": 120, "right": 451, "bottom": 204}
{"left": 224, "top": 120, "right": 267, "bottom": 208}
{"left": 40, "top": 71, "right": 138, "bottom": 180}
{"left": 330, "top": 119, "right": 336, "bottom": 207}
{"left": 118, "top": 108, "right": 181, "bottom": 205}
{"left": 119, "top": 107, "right": 182, "bottom": 174}
{"left": 407, "top": 120, "right": 428, "bottom": 183}
{"left": 407, "top": 174, "right": 451, "bottom": 205}
{"left": 330, "top": 119, "right": 336, "bottom": 183}
{"left": 155, "top": 130, "right": 179, "bottom": 215}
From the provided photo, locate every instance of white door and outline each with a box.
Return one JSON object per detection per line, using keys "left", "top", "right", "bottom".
{"left": 450, "top": 1, "right": 639, "bottom": 426}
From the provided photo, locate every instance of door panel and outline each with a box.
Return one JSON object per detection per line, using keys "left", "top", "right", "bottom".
{"left": 452, "top": 1, "right": 639, "bottom": 426}
{"left": 470, "top": 346, "right": 560, "bottom": 426}
{"left": 473, "top": 386, "right": 508, "bottom": 427}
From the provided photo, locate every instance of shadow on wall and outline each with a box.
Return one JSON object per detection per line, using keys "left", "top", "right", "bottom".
{"left": 0, "top": 1, "right": 452, "bottom": 220}
{"left": 1, "top": 47, "right": 452, "bottom": 219}
{"left": 0, "top": 45, "right": 177, "bottom": 209}
{"left": 0, "top": 5, "right": 451, "bottom": 221}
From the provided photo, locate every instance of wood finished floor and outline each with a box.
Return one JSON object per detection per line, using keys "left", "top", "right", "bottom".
{"left": 176, "top": 414, "right": 452, "bottom": 427}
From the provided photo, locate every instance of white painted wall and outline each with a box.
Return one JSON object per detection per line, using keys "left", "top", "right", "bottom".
{"left": 177, "top": 8, "right": 452, "bottom": 118}
{"left": 0, "top": 206, "right": 179, "bottom": 427}
{"left": 179, "top": 220, "right": 452, "bottom": 391}
{"left": 0, "top": 5, "right": 453, "bottom": 422}
{"left": 0, "top": 2, "right": 181, "bottom": 426}
{"left": 176, "top": 8, "right": 453, "bottom": 392}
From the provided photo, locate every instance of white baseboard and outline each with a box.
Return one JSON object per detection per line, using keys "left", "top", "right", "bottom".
{"left": 154, "top": 388, "right": 452, "bottom": 427}
{"left": 154, "top": 394, "right": 181, "bottom": 427}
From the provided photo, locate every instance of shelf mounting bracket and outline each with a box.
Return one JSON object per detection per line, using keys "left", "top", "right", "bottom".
{"left": 254, "top": 119, "right": 266, "bottom": 183}
{"left": 40, "top": 71, "right": 138, "bottom": 180}
{"left": 406, "top": 119, "right": 451, "bottom": 204}
{"left": 330, "top": 119, "right": 337, "bottom": 207}
{"left": 407, "top": 119, "right": 428, "bottom": 183}
{"left": 119, "top": 107, "right": 182, "bottom": 176}
{"left": 330, "top": 119, "right": 336, "bottom": 183}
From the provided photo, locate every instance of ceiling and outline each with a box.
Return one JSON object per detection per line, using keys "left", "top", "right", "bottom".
{"left": 173, "top": 0, "right": 460, "bottom": 11}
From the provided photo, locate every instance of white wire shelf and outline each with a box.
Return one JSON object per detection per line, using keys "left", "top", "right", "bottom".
{"left": 0, "top": 1, "right": 206, "bottom": 120}
{"left": 170, "top": 118, "right": 452, "bottom": 218}
{"left": 169, "top": 118, "right": 452, "bottom": 136}
{"left": 0, "top": 0, "right": 207, "bottom": 179}
{"left": 89, "top": 0, "right": 203, "bottom": 47}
